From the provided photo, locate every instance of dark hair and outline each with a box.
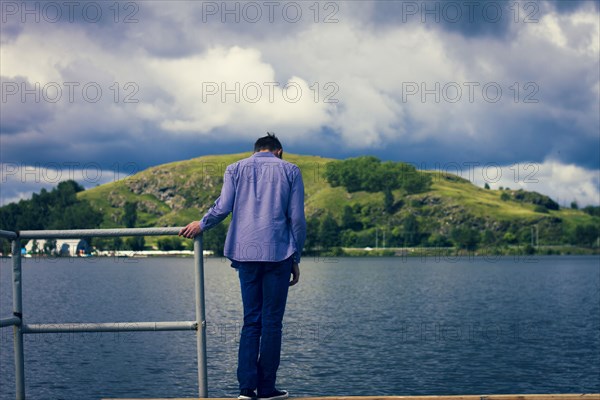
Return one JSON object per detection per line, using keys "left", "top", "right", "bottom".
{"left": 254, "top": 132, "right": 282, "bottom": 152}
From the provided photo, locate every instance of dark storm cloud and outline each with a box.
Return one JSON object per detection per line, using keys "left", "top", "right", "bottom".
{"left": 0, "top": 0, "right": 598, "bottom": 205}
{"left": 0, "top": 0, "right": 327, "bottom": 59}
{"left": 0, "top": 124, "right": 249, "bottom": 171}
{"left": 550, "top": 0, "right": 599, "bottom": 13}
{"left": 370, "top": 0, "right": 513, "bottom": 38}
{"left": 0, "top": 76, "right": 56, "bottom": 135}
{"left": 369, "top": 0, "right": 597, "bottom": 38}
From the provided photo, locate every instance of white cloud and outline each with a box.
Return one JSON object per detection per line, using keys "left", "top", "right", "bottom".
{"left": 530, "top": 8, "right": 600, "bottom": 56}
{"left": 466, "top": 159, "right": 600, "bottom": 207}
{"left": 254, "top": 7, "right": 598, "bottom": 148}
{"left": 144, "top": 46, "right": 333, "bottom": 138}
{"left": 0, "top": 1, "right": 598, "bottom": 206}
{"left": 0, "top": 163, "right": 123, "bottom": 206}
{"left": 2, "top": 4, "right": 597, "bottom": 149}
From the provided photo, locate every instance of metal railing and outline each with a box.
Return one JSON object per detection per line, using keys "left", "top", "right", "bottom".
{"left": 0, "top": 227, "right": 208, "bottom": 400}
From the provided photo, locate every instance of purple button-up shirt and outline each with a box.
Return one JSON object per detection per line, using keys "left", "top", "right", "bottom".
{"left": 199, "top": 152, "right": 307, "bottom": 263}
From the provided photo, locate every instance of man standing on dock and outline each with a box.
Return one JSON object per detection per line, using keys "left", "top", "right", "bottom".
{"left": 179, "top": 133, "right": 306, "bottom": 400}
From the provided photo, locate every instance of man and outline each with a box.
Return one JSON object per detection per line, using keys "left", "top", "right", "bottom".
{"left": 179, "top": 133, "right": 306, "bottom": 400}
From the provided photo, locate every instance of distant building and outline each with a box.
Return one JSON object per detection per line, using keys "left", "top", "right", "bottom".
{"left": 24, "top": 239, "right": 91, "bottom": 256}
{"left": 24, "top": 239, "right": 47, "bottom": 254}
{"left": 57, "top": 239, "right": 91, "bottom": 256}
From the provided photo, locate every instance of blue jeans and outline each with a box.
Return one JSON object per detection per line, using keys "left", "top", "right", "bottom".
{"left": 233, "top": 257, "right": 293, "bottom": 395}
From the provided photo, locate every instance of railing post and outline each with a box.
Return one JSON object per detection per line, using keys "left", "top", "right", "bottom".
{"left": 194, "top": 235, "right": 208, "bottom": 398}
{"left": 12, "top": 239, "right": 25, "bottom": 400}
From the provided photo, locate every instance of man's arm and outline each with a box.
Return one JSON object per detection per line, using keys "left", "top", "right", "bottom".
{"left": 179, "top": 165, "right": 236, "bottom": 239}
{"left": 288, "top": 167, "right": 306, "bottom": 263}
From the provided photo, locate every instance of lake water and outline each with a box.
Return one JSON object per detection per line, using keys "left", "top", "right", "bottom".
{"left": 1, "top": 255, "right": 599, "bottom": 399}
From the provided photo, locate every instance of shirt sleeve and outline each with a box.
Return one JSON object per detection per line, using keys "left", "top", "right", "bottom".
{"left": 288, "top": 166, "right": 307, "bottom": 263}
{"left": 200, "top": 165, "right": 236, "bottom": 231}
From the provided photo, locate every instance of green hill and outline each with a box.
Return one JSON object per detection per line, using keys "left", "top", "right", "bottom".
{"left": 79, "top": 152, "right": 332, "bottom": 227}
{"left": 77, "top": 152, "right": 600, "bottom": 254}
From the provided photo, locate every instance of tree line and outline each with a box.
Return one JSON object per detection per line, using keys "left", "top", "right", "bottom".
{"left": 324, "top": 156, "right": 431, "bottom": 213}
{"left": 0, "top": 181, "right": 103, "bottom": 254}
{"left": 0, "top": 180, "right": 153, "bottom": 254}
{"left": 1, "top": 173, "right": 598, "bottom": 256}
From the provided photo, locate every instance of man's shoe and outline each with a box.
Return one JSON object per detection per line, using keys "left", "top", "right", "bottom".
{"left": 258, "top": 389, "right": 289, "bottom": 400}
{"left": 238, "top": 389, "right": 257, "bottom": 400}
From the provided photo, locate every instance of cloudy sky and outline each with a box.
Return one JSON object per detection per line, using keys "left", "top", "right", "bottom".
{"left": 1, "top": 0, "right": 599, "bottom": 206}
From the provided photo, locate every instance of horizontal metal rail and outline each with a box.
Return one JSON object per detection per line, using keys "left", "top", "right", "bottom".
{"left": 0, "top": 316, "right": 21, "bottom": 328}
{"left": 19, "top": 227, "right": 183, "bottom": 239}
{"left": 22, "top": 321, "right": 197, "bottom": 334}
{"left": 0, "top": 229, "right": 18, "bottom": 240}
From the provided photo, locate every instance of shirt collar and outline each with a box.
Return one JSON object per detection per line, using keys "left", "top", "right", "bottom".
{"left": 252, "top": 152, "right": 277, "bottom": 158}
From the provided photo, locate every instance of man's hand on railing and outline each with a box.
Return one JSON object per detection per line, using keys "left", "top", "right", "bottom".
{"left": 178, "top": 221, "right": 203, "bottom": 239}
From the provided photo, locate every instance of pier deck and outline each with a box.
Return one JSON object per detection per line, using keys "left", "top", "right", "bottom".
{"left": 102, "top": 395, "right": 600, "bottom": 400}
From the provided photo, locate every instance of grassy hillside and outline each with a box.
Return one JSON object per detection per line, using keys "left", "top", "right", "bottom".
{"left": 79, "top": 152, "right": 336, "bottom": 227}
{"left": 78, "top": 152, "right": 599, "bottom": 252}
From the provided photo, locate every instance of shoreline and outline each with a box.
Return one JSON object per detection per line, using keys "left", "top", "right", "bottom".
{"left": 2, "top": 247, "right": 598, "bottom": 259}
